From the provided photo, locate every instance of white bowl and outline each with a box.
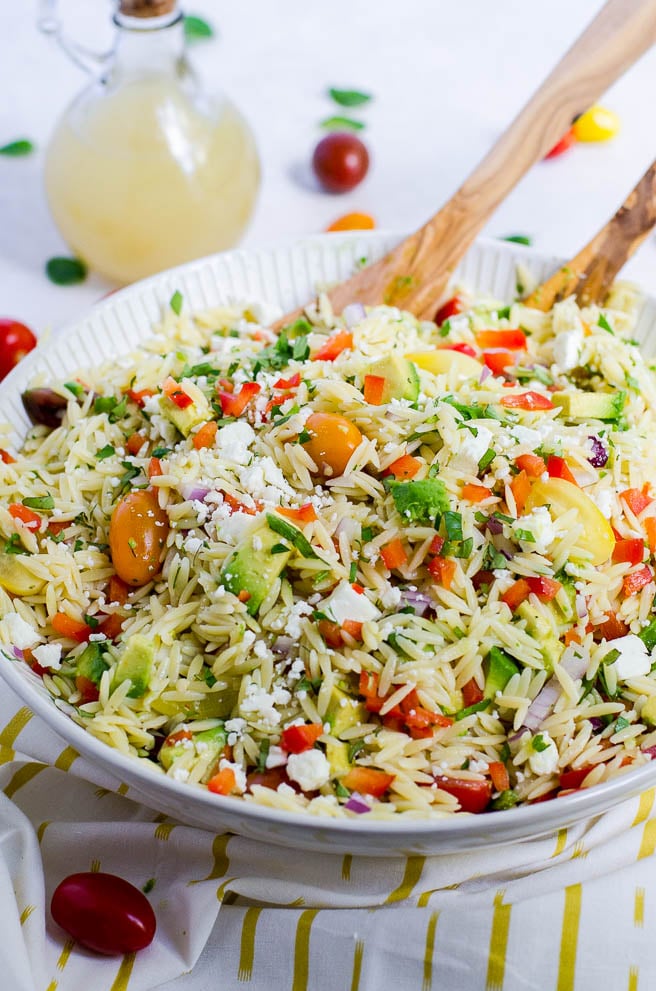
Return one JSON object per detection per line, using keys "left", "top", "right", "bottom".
{"left": 3, "top": 232, "right": 656, "bottom": 856}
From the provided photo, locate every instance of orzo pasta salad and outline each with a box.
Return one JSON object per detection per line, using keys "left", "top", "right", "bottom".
{"left": 2, "top": 281, "right": 656, "bottom": 819}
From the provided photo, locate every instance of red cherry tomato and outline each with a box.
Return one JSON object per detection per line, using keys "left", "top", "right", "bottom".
{"left": 312, "top": 133, "right": 370, "bottom": 193}
{"left": 544, "top": 127, "right": 576, "bottom": 160}
{"left": 0, "top": 318, "right": 37, "bottom": 381}
{"left": 51, "top": 872, "right": 156, "bottom": 955}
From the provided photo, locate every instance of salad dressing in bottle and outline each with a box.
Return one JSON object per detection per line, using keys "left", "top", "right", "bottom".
{"left": 43, "top": 0, "right": 260, "bottom": 284}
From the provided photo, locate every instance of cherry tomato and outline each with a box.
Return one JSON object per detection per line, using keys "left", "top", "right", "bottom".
{"left": 51, "top": 872, "right": 156, "bottom": 956}
{"left": 312, "top": 133, "right": 370, "bottom": 193}
{"left": 109, "top": 489, "right": 170, "bottom": 586}
{"left": 544, "top": 127, "right": 576, "bottom": 159}
{"left": 302, "top": 412, "right": 363, "bottom": 477}
{"left": 0, "top": 319, "right": 37, "bottom": 381}
{"left": 326, "top": 211, "right": 375, "bottom": 232}
{"left": 434, "top": 296, "right": 464, "bottom": 326}
{"left": 573, "top": 105, "right": 620, "bottom": 142}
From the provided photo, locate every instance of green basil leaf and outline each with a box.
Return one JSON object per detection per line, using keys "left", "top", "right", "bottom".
{"left": 503, "top": 234, "right": 532, "bottom": 246}
{"left": 320, "top": 116, "right": 365, "bottom": 132}
{"left": 170, "top": 290, "right": 183, "bottom": 316}
{"left": 328, "top": 88, "right": 372, "bottom": 107}
{"left": 46, "top": 256, "right": 87, "bottom": 286}
{"left": 183, "top": 14, "right": 214, "bottom": 40}
{"left": 0, "top": 139, "right": 34, "bottom": 156}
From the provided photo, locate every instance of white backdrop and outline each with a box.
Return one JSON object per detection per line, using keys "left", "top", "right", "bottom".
{"left": 0, "top": 0, "right": 655, "bottom": 334}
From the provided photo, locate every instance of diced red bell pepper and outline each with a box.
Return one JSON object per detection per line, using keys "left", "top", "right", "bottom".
{"left": 342, "top": 766, "right": 395, "bottom": 797}
{"left": 342, "top": 619, "right": 363, "bottom": 641}
{"left": 559, "top": 766, "right": 595, "bottom": 791}
{"left": 277, "top": 503, "right": 318, "bottom": 524}
{"left": 645, "top": 518, "right": 656, "bottom": 555}
{"left": 51, "top": 612, "right": 92, "bottom": 642}
{"left": 207, "top": 767, "right": 236, "bottom": 795}
{"left": 108, "top": 575, "right": 130, "bottom": 605}
{"left": 383, "top": 454, "right": 422, "bottom": 480}
{"left": 400, "top": 690, "right": 453, "bottom": 729}
{"left": 9, "top": 503, "right": 42, "bottom": 529}
{"left": 359, "top": 670, "right": 380, "bottom": 699}
{"left": 148, "top": 457, "right": 163, "bottom": 479}
{"left": 429, "top": 535, "right": 445, "bottom": 555}
{"left": 434, "top": 296, "right": 464, "bottom": 326}
{"left": 282, "top": 723, "right": 324, "bottom": 754}
{"left": 489, "top": 761, "right": 510, "bottom": 792}
{"left": 193, "top": 420, "right": 218, "bottom": 450}
{"left": 515, "top": 453, "right": 547, "bottom": 477}
{"left": 483, "top": 349, "right": 516, "bottom": 375}
{"left": 246, "top": 766, "right": 292, "bottom": 792}
{"left": 612, "top": 538, "right": 645, "bottom": 566}
{"left": 75, "top": 675, "right": 100, "bottom": 704}
{"left": 510, "top": 469, "right": 531, "bottom": 515}
{"left": 427, "top": 556, "right": 457, "bottom": 590}
{"left": 461, "top": 483, "right": 492, "bottom": 503}
{"left": 594, "top": 612, "right": 629, "bottom": 642}
{"left": 434, "top": 775, "right": 492, "bottom": 813}
{"left": 126, "top": 432, "right": 147, "bottom": 456}
{"left": 380, "top": 538, "right": 408, "bottom": 570}
{"left": 318, "top": 619, "right": 344, "bottom": 648}
{"left": 438, "top": 341, "right": 477, "bottom": 358}
{"left": 363, "top": 374, "right": 386, "bottom": 406}
{"left": 222, "top": 491, "right": 259, "bottom": 516}
{"left": 273, "top": 372, "right": 301, "bottom": 390}
{"left": 47, "top": 520, "right": 69, "bottom": 537}
{"left": 525, "top": 576, "right": 562, "bottom": 602}
{"left": 462, "top": 678, "right": 484, "bottom": 707}
{"left": 125, "top": 387, "right": 155, "bottom": 408}
{"left": 476, "top": 329, "right": 527, "bottom": 350}
{"left": 218, "top": 382, "right": 261, "bottom": 418}
{"left": 0, "top": 449, "right": 16, "bottom": 464}
{"left": 472, "top": 569, "right": 495, "bottom": 591}
{"left": 98, "top": 613, "right": 124, "bottom": 641}
{"left": 501, "top": 391, "right": 554, "bottom": 411}
{"left": 502, "top": 578, "right": 531, "bottom": 611}
{"left": 622, "top": 487, "right": 653, "bottom": 517}
{"left": 623, "top": 565, "right": 653, "bottom": 597}
{"left": 162, "top": 377, "right": 193, "bottom": 409}
{"left": 311, "top": 330, "right": 353, "bottom": 362}
{"left": 547, "top": 455, "right": 578, "bottom": 485}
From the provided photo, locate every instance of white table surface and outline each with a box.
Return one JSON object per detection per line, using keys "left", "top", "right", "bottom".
{"left": 1, "top": 0, "right": 656, "bottom": 337}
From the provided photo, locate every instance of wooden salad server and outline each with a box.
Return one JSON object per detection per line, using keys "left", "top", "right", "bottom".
{"left": 524, "top": 159, "right": 656, "bottom": 310}
{"left": 279, "top": 0, "right": 656, "bottom": 326}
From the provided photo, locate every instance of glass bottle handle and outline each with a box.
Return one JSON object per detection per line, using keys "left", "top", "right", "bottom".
{"left": 38, "top": 0, "right": 112, "bottom": 76}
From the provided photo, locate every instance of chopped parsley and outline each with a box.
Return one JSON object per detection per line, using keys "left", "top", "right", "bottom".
{"left": 170, "top": 290, "right": 183, "bottom": 315}
{"left": 329, "top": 87, "right": 372, "bottom": 107}
{"left": 597, "top": 313, "right": 614, "bottom": 335}
{"left": 96, "top": 444, "right": 115, "bottom": 460}
{"left": 478, "top": 449, "right": 496, "bottom": 472}
{"left": 455, "top": 698, "right": 491, "bottom": 721}
{"left": 266, "top": 513, "right": 319, "bottom": 559}
{"left": 531, "top": 734, "right": 549, "bottom": 752}
{"left": 4, "top": 534, "right": 26, "bottom": 555}
{"left": 253, "top": 327, "right": 310, "bottom": 375}
{"left": 22, "top": 495, "right": 54, "bottom": 510}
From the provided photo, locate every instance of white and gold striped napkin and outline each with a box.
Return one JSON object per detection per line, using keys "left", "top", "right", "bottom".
{"left": 1, "top": 680, "right": 655, "bottom": 991}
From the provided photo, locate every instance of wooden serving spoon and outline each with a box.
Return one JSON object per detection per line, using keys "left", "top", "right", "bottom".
{"left": 524, "top": 159, "right": 656, "bottom": 310}
{"left": 279, "top": 0, "right": 656, "bottom": 327}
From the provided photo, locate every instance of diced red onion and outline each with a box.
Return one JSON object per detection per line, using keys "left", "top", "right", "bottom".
{"left": 179, "top": 483, "right": 210, "bottom": 503}
{"left": 485, "top": 517, "right": 504, "bottom": 536}
{"left": 588, "top": 717, "right": 604, "bottom": 732}
{"left": 587, "top": 436, "right": 608, "bottom": 468}
{"left": 344, "top": 793, "right": 371, "bottom": 814}
{"left": 576, "top": 594, "right": 588, "bottom": 619}
{"left": 642, "top": 745, "right": 656, "bottom": 760}
{"left": 479, "top": 365, "right": 492, "bottom": 385}
{"left": 399, "top": 589, "right": 433, "bottom": 617}
{"left": 343, "top": 303, "right": 366, "bottom": 328}
{"left": 12, "top": 646, "right": 24, "bottom": 660}
{"left": 522, "top": 646, "right": 589, "bottom": 731}
{"left": 272, "top": 636, "right": 295, "bottom": 657}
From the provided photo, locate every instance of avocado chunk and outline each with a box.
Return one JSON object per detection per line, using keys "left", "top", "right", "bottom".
{"left": 367, "top": 353, "right": 419, "bottom": 403}
{"left": 76, "top": 641, "right": 110, "bottom": 687}
{"left": 220, "top": 523, "right": 292, "bottom": 615}
{"left": 112, "top": 634, "right": 154, "bottom": 698}
{"left": 641, "top": 696, "right": 656, "bottom": 727}
{"left": 161, "top": 379, "right": 212, "bottom": 437}
{"left": 516, "top": 601, "right": 563, "bottom": 672}
{"left": 159, "top": 722, "right": 228, "bottom": 783}
{"left": 325, "top": 686, "right": 365, "bottom": 777}
{"left": 484, "top": 646, "right": 519, "bottom": 698}
{"left": 552, "top": 390, "right": 626, "bottom": 422}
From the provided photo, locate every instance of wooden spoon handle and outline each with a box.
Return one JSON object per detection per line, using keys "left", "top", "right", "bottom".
{"left": 524, "top": 160, "right": 656, "bottom": 310}
{"left": 292, "top": 0, "right": 656, "bottom": 326}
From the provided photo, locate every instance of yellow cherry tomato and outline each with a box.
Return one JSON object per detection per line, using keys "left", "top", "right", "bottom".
{"left": 524, "top": 477, "right": 615, "bottom": 566}
{"left": 302, "top": 412, "right": 363, "bottom": 477}
{"left": 109, "top": 489, "right": 170, "bottom": 586}
{"left": 573, "top": 105, "right": 620, "bottom": 143}
{"left": 326, "top": 212, "right": 376, "bottom": 232}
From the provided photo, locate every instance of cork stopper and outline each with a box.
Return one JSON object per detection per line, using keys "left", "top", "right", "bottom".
{"left": 119, "top": 0, "right": 177, "bottom": 17}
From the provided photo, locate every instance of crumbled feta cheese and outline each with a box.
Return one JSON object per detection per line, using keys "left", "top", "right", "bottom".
{"left": 88, "top": 633, "right": 107, "bottom": 643}
{"left": 528, "top": 733, "right": 559, "bottom": 776}
{"left": 284, "top": 601, "right": 314, "bottom": 639}
{"left": 240, "top": 683, "right": 291, "bottom": 727}
{"left": 249, "top": 300, "right": 283, "bottom": 326}
{"left": 225, "top": 717, "right": 247, "bottom": 737}
{"left": 215, "top": 421, "right": 255, "bottom": 466}
{"left": 32, "top": 643, "right": 62, "bottom": 670}
{"left": 450, "top": 426, "right": 493, "bottom": 475}
{"left": 171, "top": 766, "right": 190, "bottom": 782}
{"left": 183, "top": 536, "right": 203, "bottom": 555}
{"left": 609, "top": 634, "right": 651, "bottom": 681}
{"left": 591, "top": 488, "right": 614, "bottom": 520}
{"left": 286, "top": 749, "right": 331, "bottom": 791}
{"left": 322, "top": 581, "right": 380, "bottom": 625}
{"left": 253, "top": 639, "right": 268, "bottom": 659}
{"left": 265, "top": 745, "right": 288, "bottom": 769}
{"left": 511, "top": 425, "right": 542, "bottom": 448}
{"left": 4, "top": 613, "right": 42, "bottom": 649}
{"left": 552, "top": 328, "right": 583, "bottom": 372}
{"left": 379, "top": 584, "right": 402, "bottom": 609}
{"left": 239, "top": 456, "right": 295, "bottom": 504}
{"left": 213, "top": 509, "right": 254, "bottom": 546}
{"left": 512, "top": 507, "right": 556, "bottom": 555}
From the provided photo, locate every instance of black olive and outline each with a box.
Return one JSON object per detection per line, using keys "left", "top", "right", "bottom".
{"left": 21, "top": 388, "right": 68, "bottom": 428}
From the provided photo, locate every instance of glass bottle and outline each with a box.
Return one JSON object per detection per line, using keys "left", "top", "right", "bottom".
{"left": 42, "top": 0, "right": 260, "bottom": 285}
